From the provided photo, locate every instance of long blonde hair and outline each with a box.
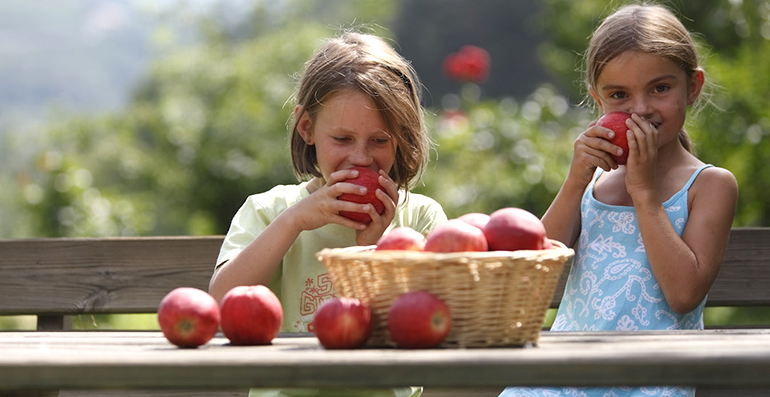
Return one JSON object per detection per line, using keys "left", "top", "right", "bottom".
{"left": 585, "top": 4, "right": 704, "bottom": 152}
{"left": 289, "top": 31, "right": 430, "bottom": 190}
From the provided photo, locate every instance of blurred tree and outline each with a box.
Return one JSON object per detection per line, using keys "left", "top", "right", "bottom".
{"left": 22, "top": 23, "right": 330, "bottom": 236}
{"left": 17, "top": 0, "right": 770, "bottom": 238}
{"left": 393, "top": 0, "right": 556, "bottom": 106}
{"left": 16, "top": 0, "right": 402, "bottom": 237}
{"left": 415, "top": 84, "right": 588, "bottom": 219}
{"left": 690, "top": 37, "right": 770, "bottom": 227}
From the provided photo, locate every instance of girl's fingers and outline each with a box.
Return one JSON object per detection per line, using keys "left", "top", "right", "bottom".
{"left": 377, "top": 171, "right": 399, "bottom": 202}
{"left": 327, "top": 168, "right": 359, "bottom": 186}
{"left": 575, "top": 136, "right": 619, "bottom": 170}
{"left": 627, "top": 114, "right": 658, "bottom": 161}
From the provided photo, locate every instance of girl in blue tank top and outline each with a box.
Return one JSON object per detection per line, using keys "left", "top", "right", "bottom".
{"left": 500, "top": 4, "right": 738, "bottom": 397}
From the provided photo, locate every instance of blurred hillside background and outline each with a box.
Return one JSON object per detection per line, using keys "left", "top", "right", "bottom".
{"left": 1, "top": 0, "right": 768, "bottom": 328}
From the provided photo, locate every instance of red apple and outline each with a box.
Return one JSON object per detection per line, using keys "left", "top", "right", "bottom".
{"left": 338, "top": 166, "right": 385, "bottom": 224}
{"left": 597, "top": 111, "right": 631, "bottom": 165}
{"left": 388, "top": 290, "right": 451, "bottom": 349}
{"left": 157, "top": 287, "right": 221, "bottom": 348}
{"left": 424, "top": 219, "right": 488, "bottom": 253}
{"left": 376, "top": 227, "right": 426, "bottom": 251}
{"left": 314, "top": 297, "right": 373, "bottom": 349}
{"left": 456, "top": 212, "right": 490, "bottom": 231}
{"left": 483, "top": 207, "right": 547, "bottom": 251}
{"left": 220, "top": 285, "right": 283, "bottom": 345}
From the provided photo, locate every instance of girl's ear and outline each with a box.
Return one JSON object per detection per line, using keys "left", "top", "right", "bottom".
{"left": 294, "top": 106, "right": 314, "bottom": 145}
{"left": 688, "top": 69, "right": 705, "bottom": 105}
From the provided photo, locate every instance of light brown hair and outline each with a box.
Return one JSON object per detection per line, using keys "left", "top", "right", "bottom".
{"left": 585, "top": 4, "right": 705, "bottom": 152}
{"left": 289, "top": 31, "right": 430, "bottom": 191}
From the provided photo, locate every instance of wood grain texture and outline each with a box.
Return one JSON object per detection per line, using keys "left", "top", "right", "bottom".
{"left": 1, "top": 228, "right": 767, "bottom": 318}
{"left": 56, "top": 391, "right": 247, "bottom": 397}
{"left": 1, "top": 230, "right": 767, "bottom": 397}
{"left": 1, "top": 330, "right": 770, "bottom": 390}
{"left": 0, "top": 236, "right": 224, "bottom": 315}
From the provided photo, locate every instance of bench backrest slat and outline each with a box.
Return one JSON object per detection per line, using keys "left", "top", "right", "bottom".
{"left": 0, "top": 228, "right": 767, "bottom": 319}
{"left": 0, "top": 236, "right": 223, "bottom": 315}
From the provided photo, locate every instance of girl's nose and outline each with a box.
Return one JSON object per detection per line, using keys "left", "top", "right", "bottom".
{"left": 349, "top": 142, "right": 373, "bottom": 166}
{"left": 628, "top": 97, "right": 654, "bottom": 118}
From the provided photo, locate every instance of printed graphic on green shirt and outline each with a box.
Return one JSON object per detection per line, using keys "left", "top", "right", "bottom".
{"left": 296, "top": 273, "right": 336, "bottom": 332}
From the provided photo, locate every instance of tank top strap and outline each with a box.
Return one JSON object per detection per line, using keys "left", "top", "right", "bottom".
{"left": 588, "top": 169, "right": 603, "bottom": 190}
{"left": 581, "top": 169, "right": 605, "bottom": 203}
{"left": 682, "top": 164, "right": 714, "bottom": 191}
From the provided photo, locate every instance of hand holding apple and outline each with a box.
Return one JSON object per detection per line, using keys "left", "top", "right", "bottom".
{"left": 157, "top": 287, "right": 221, "bottom": 348}
{"left": 314, "top": 297, "right": 373, "bottom": 349}
{"left": 220, "top": 285, "right": 283, "bottom": 345}
{"left": 338, "top": 167, "right": 385, "bottom": 224}
{"left": 597, "top": 111, "right": 632, "bottom": 165}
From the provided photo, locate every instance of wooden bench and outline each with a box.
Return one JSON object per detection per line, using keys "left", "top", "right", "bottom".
{"left": 1, "top": 228, "right": 768, "bottom": 397}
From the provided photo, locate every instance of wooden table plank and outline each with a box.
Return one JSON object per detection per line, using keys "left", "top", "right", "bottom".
{"left": 1, "top": 330, "right": 770, "bottom": 390}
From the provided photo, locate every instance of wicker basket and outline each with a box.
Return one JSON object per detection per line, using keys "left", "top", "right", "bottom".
{"left": 316, "top": 240, "right": 573, "bottom": 348}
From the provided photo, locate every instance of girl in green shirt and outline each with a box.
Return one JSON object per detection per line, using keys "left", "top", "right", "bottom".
{"left": 209, "top": 30, "right": 447, "bottom": 397}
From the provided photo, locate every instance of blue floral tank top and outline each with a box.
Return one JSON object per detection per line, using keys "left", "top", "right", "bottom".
{"left": 499, "top": 164, "right": 713, "bottom": 397}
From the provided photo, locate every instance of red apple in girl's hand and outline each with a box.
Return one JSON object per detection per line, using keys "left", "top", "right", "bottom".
{"left": 376, "top": 226, "right": 426, "bottom": 251}
{"left": 388, "top": 290, "right": 451, "bottom": 349}
{"left": 483, "top": 207, "right": 547, "bottom": 251}
{"left": 424, "top": 219, "right": 488, "bottom": 253}
{"left": 314, "top": 297, "right": 373, "bottom": 349}
{"left": 597, "top": 111, "right": 631, "bottom": 165}
{"left": 338, "top": 167, "right": 385, "bottom": 224}
{"left": 220, "top": 285, "right": 283, "bottom": 345}
{"left": 157, "top": 287, "right": 221, "bottom": 348}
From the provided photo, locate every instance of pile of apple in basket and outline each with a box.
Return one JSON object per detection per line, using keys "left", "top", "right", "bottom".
{"left": 316, "top": 207, "right": 574, "bottom": 350}
{"left": 153, "top": 207, "right": 573, "bottom": 351}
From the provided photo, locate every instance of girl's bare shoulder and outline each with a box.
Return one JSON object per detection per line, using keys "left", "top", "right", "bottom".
{"left": 691, "top": 165, "right": 739, "bottom": 204}
{"left": 697, "top": 166, "right": 738, "bottom": 189}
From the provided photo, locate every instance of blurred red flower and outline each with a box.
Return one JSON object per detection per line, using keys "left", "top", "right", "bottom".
{"left": 442, "top": 45, "right": 490, "bottom": 83}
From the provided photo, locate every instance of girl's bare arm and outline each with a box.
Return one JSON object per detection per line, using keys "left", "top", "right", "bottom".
{"left": 634, "top": 167, "right": 737, "bottom": 313}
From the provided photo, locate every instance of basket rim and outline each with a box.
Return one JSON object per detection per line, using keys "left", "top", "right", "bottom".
{"left": 317, "top": 239, "right": 574, "bottom": 262}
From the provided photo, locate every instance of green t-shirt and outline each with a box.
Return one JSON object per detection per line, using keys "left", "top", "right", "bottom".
{"left": 217, "top": 182, "right": 447, "bottom": 332}
{"left": 216, "top": 182, "right": 446, "bottom": 397}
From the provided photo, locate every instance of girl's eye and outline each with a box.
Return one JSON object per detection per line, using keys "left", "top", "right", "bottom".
{"left": 333, "top": 136, "right": 351, "bottom": 143}
{"left": 370, "top": 135, "right": 391, "bottom": 145}
{"left": 653, "top": 84, "right": 669, "bottom": 94}
{"left": 609, "top": 91, "right": 628, "bottom": 100}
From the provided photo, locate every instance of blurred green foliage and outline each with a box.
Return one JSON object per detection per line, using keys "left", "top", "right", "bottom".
{"left": 415, "top": 84, "right": 589, "bottom": 219}
{"left": 16, "top": 0, "right": 770, "bottom": 237}
{"left": 23, "top": 24, "right": 328, "bottom": 236}
{"left": 4, "top": 0, "right": 769, "bottom": 329}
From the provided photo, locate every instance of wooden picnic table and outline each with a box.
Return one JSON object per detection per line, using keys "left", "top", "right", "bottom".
{"left": 1, "top": 329, "right": 769, "bottom": 392}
